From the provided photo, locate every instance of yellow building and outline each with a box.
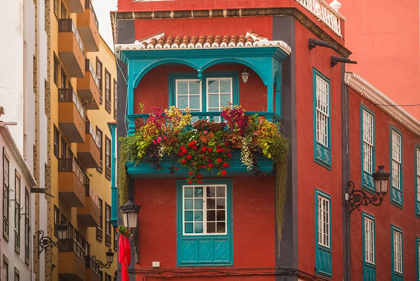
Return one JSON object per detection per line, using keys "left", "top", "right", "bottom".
{"left": 45, "top": 0, "right": 117, "bottom": 280}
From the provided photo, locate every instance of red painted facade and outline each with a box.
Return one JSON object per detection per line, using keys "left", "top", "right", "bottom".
{"left": 348, "top": 87, "right": 420, "bottom": 281}
{"left": 340, "top": 0, "right": 420, "bottom": 120}
{"left": 117, "top": 1, "right": 420, "bottom": 280}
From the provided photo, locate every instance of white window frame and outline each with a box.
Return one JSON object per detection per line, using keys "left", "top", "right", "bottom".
{"left": 362, "top": 110, "right": 374, "bottom": 174}
{"left": 364, "top": 217, "right": 375, "bottom": 265}
{"left": 175, "top": 79, "right": 202, "bottom": 112}
{"left": 182, "top": 184, "right": 227, "bottom": 236}
{"left": 393, "top": 230, "right": 403, "bottom": 274}
{"left": 417, "top": 147, "right": 420, "bottom": 202}
{"left": 317, "top": 195, "right": 330, "bottom": 248}
{"left": 315, "top": 75, "right": 330, "bottom": 147}
{"left": 206, "top": 78, "right": 233, "bottom": 112}
{"left": 391, "top": 131, "right": 402, "bottom": 190}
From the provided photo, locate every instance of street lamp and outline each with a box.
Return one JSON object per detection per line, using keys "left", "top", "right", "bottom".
{"left": 92, "top": 249, "right": 115, "bottom": 269}
{"left": 120, "top": 197, "right": 141, "bottom": 263}
{"left": 38, "top": 220, "right": 68, "bottom": 256}
{"left": 345, "top": 165, "right": 391, "bottom": 214}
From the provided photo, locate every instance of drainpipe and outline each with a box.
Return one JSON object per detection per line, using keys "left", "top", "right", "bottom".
{"left": 108, "top": 122, "right": 118, "bottom": 227}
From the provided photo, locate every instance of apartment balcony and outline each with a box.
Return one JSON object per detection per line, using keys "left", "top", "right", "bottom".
{"left": 58, "top": 89, "right": 85, "bottom": 143}
{"left": 77, "top": 183, "right": 100, "bottom": 227}
{"left": 85, "top": 256, "right": 101, "bottom": 281}
{"left": 58, "top": 158, "right": 86, "bottom": 207}
{"left": 77, "top": 120, "right": 100, "bottom": 168}
{"left": 65, "top": 0, "right": 84, "bottom": 13}
{"left": 58, "top": 19, "right": 85, "bottom": 78}
{"left": 58, "top": 238, "right": 87, "bottom": 281}
{"left": 77, "top": 0, "right": 100, "bottom": 52}
{"left": 77, "top": 59, "right": 100, "bottom": 109}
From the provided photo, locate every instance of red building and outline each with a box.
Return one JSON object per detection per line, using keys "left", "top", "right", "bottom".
{"left": 113, "top": 1, "right": 420, "bottom": 280}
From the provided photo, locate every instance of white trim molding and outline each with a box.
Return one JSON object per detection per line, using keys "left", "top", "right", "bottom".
{"left": 345, "top": 72, "right": 420, "bottom": 137}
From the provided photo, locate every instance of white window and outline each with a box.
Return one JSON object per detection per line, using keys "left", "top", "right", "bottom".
{"left": 364, "top": 217, "right": 375, "bottom": 264}
{"left": 317, "top": 195, "right": 330, "bottom": 248}
{"left": 393, "top": 230, "right": 402, "bottom": 274}
{"left": 206, "top": 78, "right": 232, "bottom": 112}
{"left": 315, "top": 75, "right": 329, "bottom": 147}
{"left": 417, "top": 148, "right": 420, "bottom": 202}
{"left": 175, "top": 79, "right": 201, "bottom": 112}
{"left": 183, "top": 185, "right": 226, "bottom": 235}
{"left": 391, "top": 131, "right": 402, "bottom": 190}
{"left": 362, "top": 110, "right": 374, "bottom": 174}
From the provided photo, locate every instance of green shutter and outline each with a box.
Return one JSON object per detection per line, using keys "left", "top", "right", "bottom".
{"left": 362, "top": 212, "right": 376, "bottom": 281}
{"left": 315, "top": 189, "right": 332, "bottom": 277}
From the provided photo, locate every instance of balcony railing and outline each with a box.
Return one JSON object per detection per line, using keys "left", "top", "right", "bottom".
{"left": 295, "top": 0, "right": 344, "bottom": 37}
{"left": 86, "top": 59, "right": 99, "bottom": 90}
{"left": 58, "top": 19, "right": 85, "bottom": 55}
{"left": 125, "top": 111, "right": 282, "bottom": 136}
{"left": 58, "top": 158, "right": 85, "bottom": 186}
{"left": 85, "top": 0, "right": 99, "bottom": 30}
{"left": 58, "top": 89, "right": 85, "bottom": 120}
{"left": 60, "top": 238, "right": 86, "bottom": 262}
{"left": 85, "top": 120, "right": 100, "bottom": 148}
{"left": 86, "top": 256, "right": 100, "bottom": 276}
{"left": 84, "top": 182, "right": 99, "bottom": 208}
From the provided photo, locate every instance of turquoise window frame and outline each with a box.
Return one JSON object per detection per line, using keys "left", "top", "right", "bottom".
{"left": 315, "top": 189, "right": 332, "bottom": 277}
{"left": 391, "top": 225, "right": 403, "bottom": 281}
{"left": 169, "top": 72, "right": 239, "bottom": 112}
{"left": 417, "top": 237, "right": 420, "bottom": 281}
{"left": 390, "top": 126, "right": 403, "bottom": 208}
{"left": 177, "top": 179, "right": 233, "bottom": 267}
{"left": 361, "top": 105, "right": 375, "bottom": 193}
{"left": 313, "top": 68, "right": 331, "bottom": 169}
{"left": 415, "top": 144, "right": 420, "bottom": 217}
{"left": 362, "top": 212, "right": 376, "bottom": 281}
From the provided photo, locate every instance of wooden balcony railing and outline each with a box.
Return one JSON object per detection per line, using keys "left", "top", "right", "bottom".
{"left": 59, "top": 238, "right": 86, "bottom": 262}
{"left": 85, "top": 120, "right": 100, "bottom": 149}
{"left": 125, "top": 111, "right": 282, "bottom": 136}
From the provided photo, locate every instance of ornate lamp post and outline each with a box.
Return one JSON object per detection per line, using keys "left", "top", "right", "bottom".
{"left": 120, "top": 197, "right": 141, "bottom": 263}
{"left": 38, "top": 220, "right": 68, "bottom": 256}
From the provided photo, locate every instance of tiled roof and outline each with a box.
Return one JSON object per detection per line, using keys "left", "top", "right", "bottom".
{"left": 115, "top": 31, "right": 291, "bottom": 54}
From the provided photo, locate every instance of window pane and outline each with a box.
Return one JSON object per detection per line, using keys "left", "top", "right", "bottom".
{"left": 184, "top": 199, "right": 193, "bottom": 210}
{"left": 185, "top": 223, "right": 193, "bottom": 233}
{"left": 216, "top": 186, "right": 225, "bottom": 197}
{"left": 207, "top": 199, "right": 215, "bottom": 209}
{"left": 189, "top": 81, "right": 200, "bottom": 95}
{"left": 207, "top": 186, "right": 216, "bottom": 197}
{"left": 189, "top": 96, "right": 200, "bottom": 110}
{"left": 216, "top": 198, "right": 225, "bottom": 209}
{"left": 194, "top": 211, "right": 203, "bottom": 221}
{"left": 217, "top": 222, "right": 225, "bottom": 233}
{"left": 207, "top": 222, "right": 215, "bottom": 233}
{"left": 177, "top": 81, "right": 188, "bottom": 95}
{"left": 194, "top": 187, "right": 203, "bottom": 198}
{"left": 208, "top": 80, "right": 219, "bottom": 93}
{"left": 220, "top": 94, "right": 231, "bottom": 107}
{"left": 208, "top": 94, "right": 219, "bottom": 108}
{"left": 217, "top": 210, "right": 225, "bottom": 221}
{"left": 185, "top": 187, "right": 193, "bottom": 198}
{"left": 194, "top": 199, "right": 203, "bottom": 209}
{"left": 195, "top": 223, "right": 203, "bottom": 233}
{"left": 220, "top": 79, "right": 231, "bottom": 93}
{"left": 207, "top": 211, "right": 215, "bottom": 221}
{"left": 178, "top": 96, "right": 188, "bottom": 110}
{"left": 185, "top": 211, "right": 193, "bottom": 221}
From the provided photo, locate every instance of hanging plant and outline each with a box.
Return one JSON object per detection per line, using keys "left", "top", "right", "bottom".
{"left": 118, "top": 105, "right": 289, "bottom": 201}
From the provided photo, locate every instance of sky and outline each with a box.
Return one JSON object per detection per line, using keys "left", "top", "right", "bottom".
{"left": 93, "top": 0, "right": 118, "bottom": 51}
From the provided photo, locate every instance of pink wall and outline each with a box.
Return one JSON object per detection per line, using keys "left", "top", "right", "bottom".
{"left": 294, "top": 20, "right": 344, "bottom": 279}
{"left": 340, "top": 0, "right": 420, "bottom": 120}
{"left": 348, "top": 88, "right": 420, "bottom": 281}
{"left": 134, "top": 176, "right": 276, "bottom": 280}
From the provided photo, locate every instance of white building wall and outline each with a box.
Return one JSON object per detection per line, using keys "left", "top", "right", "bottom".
{"left": 0, "top": 0, "right": 48, "bottom": 280}
{"left": 0, "top": 126, "right": 36, "bottom": 281}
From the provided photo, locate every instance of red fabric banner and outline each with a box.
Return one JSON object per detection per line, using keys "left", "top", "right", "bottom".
{"left": 118, "top": 235, "right": 131, "bottom": 281}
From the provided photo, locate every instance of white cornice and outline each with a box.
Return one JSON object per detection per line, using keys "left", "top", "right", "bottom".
{"left": 345, "top": 72, "right": 420, "bottom": 137}
{"left": 0, "top": 124, "right": 37, "bottom": 186}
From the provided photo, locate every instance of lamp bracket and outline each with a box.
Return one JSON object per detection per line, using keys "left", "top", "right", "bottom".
{"left": 91, "top": 255, "right": 113, "bottom": 269}
{"left": 345, "top": 181, "right": 384, "bottom": 214}
{"left": 331, "top": 56, "right": 357, "bottom": 67}
{"left": 308, "top": 38, "right": 336, "bottom": 50}
{"left": 37, "top": 230, "right": 62, "bottom": 256}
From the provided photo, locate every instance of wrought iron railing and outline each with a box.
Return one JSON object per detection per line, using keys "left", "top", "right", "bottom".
{"left": 58, "top": 19, "right": 85, "bottom": 54}
{"left": 125, "top": 111, "right": 282, "bottom": 136}
{"left": 58, "top": 89, "right": 85, "bottom": 120}
{"left": 58, "top": 158, "right": 85, "bottom": 186}
{"left": 59, "top": 238, "right": 86, "bottom": 262}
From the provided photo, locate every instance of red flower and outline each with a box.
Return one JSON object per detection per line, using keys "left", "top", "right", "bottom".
{"left": 223, "top": 163, "right": 230, "bottom": 168}
{"left": 208, "top": 148, "right": 213, "bottom": 152}
{"left": 193, "top": 145, "right": 198, "bottom": 150}
{"left": 228, "top": 153, "right": 233, "bottom": 157}
{"left": 197, "top": 180, "right": 203, "bottom": 184}
{"left": 181, "top": 159, "right": 186, "bottom": 164}
{"left": 179, "top": 152, "right": 184, "bottom": 156}
{"left": 201, "top": 146, "right": 207, "bottom": 152}
{"left": 208, "top": 163, "right": 214, "bottom": 168}
{"left": 221, "top": 170, "right": 227, "bottom": 175}
{"left": 188, "top": 180, "right": 193, "bottom": 184}
{"left": 224, "top": 142, "right": 229, "bottom": 147}
{"left": 182, "top": 148, "right": 188, "bottom": 154}
{"left": 217, "top": 158, "right": 222, "bottom": 162}
{"left": 188, "top": 141, "right": 197, "bottom": 147}
{"left": 216, "top": 148, "right": 222, "bottom": 153}
{"left": 187, "top": 155, "right": 192, "bottom": 159}
{"left": 202, "top": 156, "right": 206, "bottom": 159}
{"left": 180, "top": 146, "right": 185, "bottom": 150}
{"left": 189, "top": 171, "right": 194, "bottom": 176}
{"left": 197, "top": 174, "right": 202, "bottom": 179}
